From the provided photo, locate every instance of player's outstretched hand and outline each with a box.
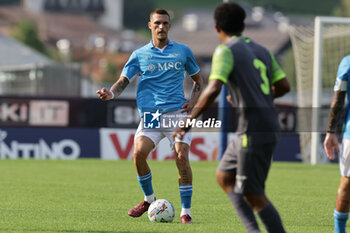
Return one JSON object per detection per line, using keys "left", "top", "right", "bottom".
{"left": 96, "top": 88, "right": 113, "bottom": 101}
{"left": 323, "top": 133, "right": 340, "bottom": 160}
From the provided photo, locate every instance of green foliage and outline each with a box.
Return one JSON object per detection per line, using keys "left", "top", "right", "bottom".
{"left": 333, "top": 0, "right": 350, "bottom": 16}
{"left": 0, "top": 159, "right": 340, "bottom": 232}
{"left": 11, "top": 19, "right": 49, "bottom": 56}
{"left": 102, "top": 61, "right": 118, "bottom": 82}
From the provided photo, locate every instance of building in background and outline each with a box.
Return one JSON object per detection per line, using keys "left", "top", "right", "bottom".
{"left": 23, "top": 0, "right": 123, "bottom": 31}
{"left": 0, "top": 33, "right": 82, "bottom": 97}
{"left": 0, "top": 0, "right": 305, "bottom": 100}
{"left": 0, "top": 0, "right": 145, "bottom": 96}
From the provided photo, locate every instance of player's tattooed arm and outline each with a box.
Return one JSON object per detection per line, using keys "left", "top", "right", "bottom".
{"left": 181, "top": 72, "right": 203, "bottom": 113}
{"left": 191, "top": 82, "right": 201, "bottom": 100}
{"left": 110, "top": 76, "right": 130, "bottom": 98}
{"left": 96, "top": 76, "right": 130, "bottom": 101}
{"left": 189, "top": 72, "right": 203, "bottom": 102}
{"left": 327, "top": 91, "right": 346, "bottom": 133}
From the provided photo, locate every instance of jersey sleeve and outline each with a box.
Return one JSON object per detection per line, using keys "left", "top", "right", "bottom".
{"left": 120, "top": 51, "right": 141, "bottom": 82}
{"left": 184, "top": 45, "right": 200, "bottom": 76}
{"left": 269, "top": 52, "right": 286, "bottom": 84}
{"left": 208, "top": 44, "right": 233, "bottom": 84}
{"left": 334, "top": 56, "right": 350, "bottom": 91}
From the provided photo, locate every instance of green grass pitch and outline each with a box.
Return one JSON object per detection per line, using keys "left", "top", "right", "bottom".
{"left": 0, "top": 160, "right": 341, "bottom": 232}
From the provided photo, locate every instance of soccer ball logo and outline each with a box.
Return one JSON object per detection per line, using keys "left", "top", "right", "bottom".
{"left": 148, "top": 199, "right": 175, "bottom": 223}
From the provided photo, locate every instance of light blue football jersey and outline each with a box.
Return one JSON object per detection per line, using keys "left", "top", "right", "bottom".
{"left": 334, "top": 55, "right": 350, "bottom": 139}
{"left": 121, "top": 40, "right": 200, "bottom": 116}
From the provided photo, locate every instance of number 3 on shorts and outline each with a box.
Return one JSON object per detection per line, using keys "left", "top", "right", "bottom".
{"left": 253, "top": 59, "right": 270, "bottom": 95}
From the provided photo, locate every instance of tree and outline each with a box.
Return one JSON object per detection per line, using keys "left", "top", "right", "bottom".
{"left": 102, "top": 61, "right": 119, "bottom": 82}
{"left": 11, "top": 19, "right": 49, "bottom": 56}
{"left": 333, "top": 0, "right": 350, "bottom": 17}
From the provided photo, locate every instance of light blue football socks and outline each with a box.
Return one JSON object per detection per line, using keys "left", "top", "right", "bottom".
{"left": 334, "top": 209, "right": 349, "bottom": 233}
{"left": 179, "top": 184, "right": 192, "bottom": 216}
{"left": 179, "top": 184, "right": 192, "bottom": 208}
{"left": 137, "top": 172, "right": 154, "bottom": 202}
{"left": 138, "top": 174, "right": 192, "bottom": 213}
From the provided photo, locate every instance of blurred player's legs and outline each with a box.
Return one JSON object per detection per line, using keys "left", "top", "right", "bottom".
{"left": 216, "top": 138, "right": 285, "bottom": 233}
{"left": 174, "top": 142, "right": 193, "bottom": 223}
{"left": 217, "top": 170, "right": 260, "bottom": 232}
{"left": 128, "top": 136, "right": 155, "bottom": 217}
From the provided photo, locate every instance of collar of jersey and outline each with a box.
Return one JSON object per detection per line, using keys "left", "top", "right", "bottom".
{"left": 230, "top": 35, "right": 251, "bottom": 43}
{"left": 148, "top": 39, "right": 174, "bottom": 49}
{"left": 231, "top": 35, "right": 244, "bottom": 40}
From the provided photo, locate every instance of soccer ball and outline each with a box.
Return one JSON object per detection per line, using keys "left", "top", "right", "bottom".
{"left": 147, "top": 199, "right": 175, "bottom": 223}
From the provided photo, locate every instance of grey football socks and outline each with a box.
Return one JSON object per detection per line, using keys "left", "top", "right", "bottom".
{"left": 228, "top": 190, "right": 261, "bottom": 233}
{"left": 257, "top": 202, "right": 286, "bottom": 233}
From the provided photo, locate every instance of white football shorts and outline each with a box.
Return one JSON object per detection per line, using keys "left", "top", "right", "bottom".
{"left": 134, "top": 109, "right": 192, "bottom": 150}
{"left": 340, "top": 138, "right": 350, "bottom": 177}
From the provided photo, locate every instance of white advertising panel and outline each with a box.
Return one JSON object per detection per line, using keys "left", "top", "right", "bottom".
{"left": 29, "top": 100, "right": 69, "bottom": 126}
{"left": 99, "top": 128, "right": 233, "bottom": 161}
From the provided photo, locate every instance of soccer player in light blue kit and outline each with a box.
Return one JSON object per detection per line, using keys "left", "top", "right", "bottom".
{"left": 324, "top": 55, "right": 350, "bottom": 233}
{"left": 97, "top": 8, "right": 202, "bottom": 224}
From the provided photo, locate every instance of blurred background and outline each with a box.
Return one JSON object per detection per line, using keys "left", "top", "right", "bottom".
{"left": 0, "top": 0, "right": 348, "bottom": 163}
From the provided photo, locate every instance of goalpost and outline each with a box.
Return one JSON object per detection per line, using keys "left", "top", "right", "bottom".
{"left": 290, "top": 17, "right": 350, "bottom": 164}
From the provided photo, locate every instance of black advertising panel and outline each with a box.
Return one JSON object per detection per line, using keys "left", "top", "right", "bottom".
{"left": 0, "top": 96, "right": 297, "bottom": 132}
{"left": 0, "top": 98, "right": 30, "bottom": 126}
{"left": 106, "top": 99, "right": 139, "bottom": 128}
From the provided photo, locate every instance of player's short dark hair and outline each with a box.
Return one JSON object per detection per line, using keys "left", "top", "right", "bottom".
{"left": 150, "top": 8, "right": 170, "bottom": 20}
{"left": 214, "top": 2, "right": 246, "bottom": 34}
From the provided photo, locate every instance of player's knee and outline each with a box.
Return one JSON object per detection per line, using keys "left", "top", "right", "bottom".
{"left": 133, "top": 150, "right": 147, "bottom": 162}
{"left": 216, "top": 171, "right": 235, "bottom": 192}
{"left": 338, "top": 177, "right": 350, "bottom": 195}
{"left": 176, "top": 150, "right": 189, "bottom": 164}
{"left": 244, "top": 194, "right": 268, "bottom": 210}
{"left": 243, "top": 195, "right": 255, "bottom": 207}
{"left": 338, "top": 185, "right": 347, "bottom": 194}
{"left": 342, "top": 176, "right": 350, "bottom": 186}
{"left": 216, "top": 171, "right": 225, "bottom": 185}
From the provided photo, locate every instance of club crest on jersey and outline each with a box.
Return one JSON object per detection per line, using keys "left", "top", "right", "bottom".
{"left": 147, "top": 63, "right": 157, "bottom": 73}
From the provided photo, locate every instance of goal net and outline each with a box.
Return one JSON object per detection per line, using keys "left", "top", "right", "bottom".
{"left": 289, "top": 17, "right": 350, "bottom": 164}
